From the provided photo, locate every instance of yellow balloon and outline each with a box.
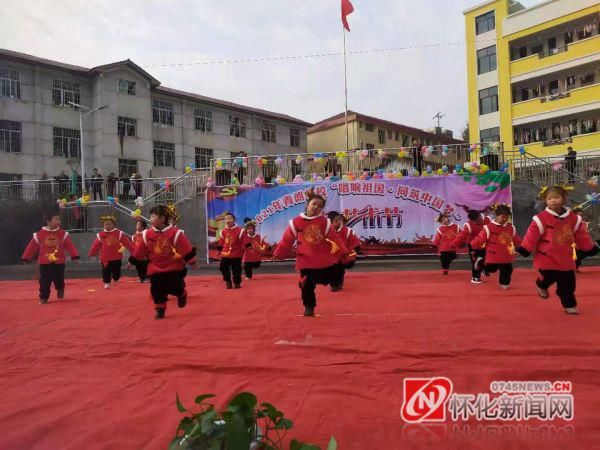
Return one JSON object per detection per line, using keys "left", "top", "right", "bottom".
{"left": 185, "top": 166, "right": 192, "bottom": 173}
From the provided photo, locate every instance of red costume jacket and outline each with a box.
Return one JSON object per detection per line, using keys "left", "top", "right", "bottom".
{"left": 471, "top": 221, "right": 522, "bottom": 264}
{"left": 333, "top": 225, "right": 361, "bottom": 262}
{"left": 132, "top": 225, "right": 197, "bottom": 275}
{"left": 243, "top": 233, "right": 268, "bottom": 263}
{"left": 218, "top": 225, "right": 247, "bottom": 259}
{"left": 452, "top": 215, "right": 491, "bottom": 248}
{"left": 273, "top": 213, "right": 348, "bottom": 270}
{"left": 88, "top": 228, "right": 133, "bottom": 263}
{"left": 520, "top": 208, "right": 596, "bottom": 271}
{"left": 22, "top": 227, "right": 79, "bottom": 265}
{"left": 432, "top": 224, "right": 459, "bottom": 252}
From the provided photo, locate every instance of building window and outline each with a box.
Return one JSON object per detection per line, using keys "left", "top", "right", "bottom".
{"left": 359, "top": 122, "right": 363, "bottom": 128}
{"left": 290, "top": 128, "right": 300, "bottom": 147}
{"left": 568, "top": 120, "right": 578, "bottom": 137}
{"left": 261, "top": 121, "right": 276, "bottom": 143}
{"left": 0, "top": 68, "right": 21, "bottom": 99}
{"left": 52, "top": 80, "right": 80, "bottom": 107}
{"left": 118, "top": 159, "right": 138, "bottom": 177}
{"left": 475, "top": 11, "right": 495, "bottom": 35}
{"left": 153, "top": 141, "right": 175, "bottom": 168}
{"left": 387, "top": 130, "right": 393, "bottom": 140}
{"left": 0, "top": 120, "right": 21, "bottom": 153}
{"left": 365, "top": 123, "right": 374, "bottom": 132}
{"left": 480, "top": 127, "right": 500, "bottom": 143}
{"left": 53, "top": 127, "right": 80, "bottom": 158}
{"left": 193, "top": 108, "right": 212, "bottom": 132}
{"left": 118, "top": 79, "right": 136, "bottom": 95}
{"left": 581, "top": 118, "right": 598, "bottom": 134}
{"left": 378, "top": 129, "right": 385, "bottom": 145}
{"left": 477, "top": 46, "right": 497, "bottom": 74}
{"left": 395, "top": 131, "right": 400, "bottom": 141}
{"left": 152, "top": 100, "right": 174, "bottom": 126}
{"left": 365, "top": 143, "right": 375, "bottom": 149}
{"left": 479, "top": 86, "right": 498, "bottom": 115}
{"left": 229, "top": 116, "right": 247, "bottom": 138}
{"left": 117, "top": 116, "right": 137, "bottom": 137}
{"left": 194, "top": 147, "right": 213, "bottom": 168}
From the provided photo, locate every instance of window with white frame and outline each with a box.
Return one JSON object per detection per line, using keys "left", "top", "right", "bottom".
{"left": 475, "top": 11, "right": 495, "bottom": 35}
{"left": 118, "top": 159, "right": 138, "bottom": 177}
{"left": 117, "top": 116, "right": 137, "bottom": 137}
{"left": 194, "top": 147, "right": 213, "bottom": 168}
{"left": 0, "top": 120, "right": 21, "bottom": 153}
{"left": 194, "top": 108, "right": 213, "bottom": 132}
{"left": 152, "top": 100, "right": 174, "bottom": 126}
{"left": 53, "top": 127, "right": 80, "bottom": 158}
{"left": 153, "top": 141, "right": 175, "bottom": 168}
{"left": 0, "top": 68, "right": 21, "bottom": 99}
{"left": 378, "top": 129, "right": 385, "bottom": 145}
{"left": 52, "top": 80, "right": 80, "bottom": 107}
{"left": 118, "top": 79, "right": 136, "bottom": 95}
{"left": 261, "top": 121, "right": 276, "bottom": 143}
{"left": 229, "top": 116, "right": 247, "bottom": 138}
{"left": 290, "top": 128, "right": 300, "bottom": 147}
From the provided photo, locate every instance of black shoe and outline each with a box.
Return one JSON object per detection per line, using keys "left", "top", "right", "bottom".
{"left": 331, "top": 285, "right": 341, "bottom": 292}
{"left": 177, "top": 291, "right": 187, "bottom": 308}
{"left": 234, "top": 284, "right": 241, "bottom": 289}
{"left": 226, "top": 280, "right": 233, "bottom": 289}
{"left": 57, "top": 289, "right": 65, "bottom": 299}
{"left": 303, "top": 308, "right": 315, "bottom": 317}
{"left": 39, "top": 297, "right": 48, "bottom": 304}
{"left": 155, "top": 308, "right": 166, "bottom": 320}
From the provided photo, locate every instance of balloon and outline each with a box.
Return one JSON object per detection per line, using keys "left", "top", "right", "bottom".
{"left": 189, "top": 163, "right": 196, "bottom": 169}
{"left": 317, "top": 176, "right": 323, "bottom": 181}
{"left": 437, "top": 169, "right": 444, "bottom": 175}
{"left": 377, "top": 149, "right": 387, "bottom": 157}
{"left": 479, "top": 164, "right": 489, "bottom": 174}
{"left": 455, "top": 164, "right": 462, "bottom": 171}
{"left": 185, "top": 166, "right": 192, "bottom": 173}
{"left": 359, "top": 175, "right": 367, "bottom": 181}
{"left": 206, "top": 178, "right": 214, "bottom": 188}
{"left": 425, "top": 165, "right": 433, "bottom": 174}
{"left": 552, "top": 162, "right": 562, "bottom": 171}
{"left": 134, "top": 196, "right": 144, "bottom": 207}
{"left": 295, "top": 155, "right": 304, "bottom": 165}
{"left": 519, "top": 145, "right": 526, "bottom": 155}
{"left": 215, "top": 159, "right": 224, "bottom": 169}
{"left": 275, "top": 157, "right": 284, "bottom": 166}
{"left": 442, "top": 165, "right": 449, "bottom": 172}
{"left": 585, "top": 194, "right": 593, "bottom": 201}
{"left": 107, "top": 196, "right": 115, "bottom": 203}
{"left": 330, "top": 175, "right": 341, "bottom": 182}
{"left": 336, "top": 151, "right": 348, "bottom": 159}
{"left": 293, "top": 175, "right": 304, "bottom": 183}
{"left": 470, "top": 144, "right": 477, "bottom": 151}
{"left": 231, "top": 176, "right": 240, "bottom": 186}
{"left": 492, "top": 141, "right": 500, "bottom": 149}
{"left": 254, "top": 176, "right": 265, "bottom": 186}
{"left": 398, "top": 150, "right": 407, "bottom": 158}
{"left": 131, "top": 208, "right": 141, "bottom": 217}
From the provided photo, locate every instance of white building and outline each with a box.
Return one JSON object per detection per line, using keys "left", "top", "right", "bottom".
{"left": 0, "top": 48, "right": 311, "bottom": 182}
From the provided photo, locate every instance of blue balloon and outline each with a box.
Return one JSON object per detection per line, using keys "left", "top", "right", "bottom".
{"left": 330, "top": 176, "right": 341, "bottom": 182}
{"left": 455, "top": 164, "right": 462, "bottom": 170}
{"left": 519, "top": 145, "right": 526, "bottom": 155}
{"left": 189, "top": 163, "right": 196, "bottom": 169}
{"left": 107, "top": 196, "right": 115, "bottom": 203}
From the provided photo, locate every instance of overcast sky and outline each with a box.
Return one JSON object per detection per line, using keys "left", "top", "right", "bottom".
{"left": 1, "top": 0, "right": 540, "bottom": 139}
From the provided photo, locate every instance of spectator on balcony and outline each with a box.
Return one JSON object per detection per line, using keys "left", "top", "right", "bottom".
{"left": 107, "top": 173, "right": 117, "bottom": 198}
{"left": 564, "top": 146, "right": 577, "bottom": 182}
{"left": 132, "top": 173, "right": 143, "bottom": 198}
{"left": 233, "top": 151, "right": 247, "bottom": 185}
{"left": 411, "top": 138, "right": 423, "bottom": 174}
{"left": 91, "top": 168, "right": 104, "bottom": 200}
{"left": 121, "top": 172, "right": 131, "bottom": 201}
{"left": 55, "top": 171, "right": 70, "bottom": 196}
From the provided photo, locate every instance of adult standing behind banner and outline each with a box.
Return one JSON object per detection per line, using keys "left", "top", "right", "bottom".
{"left": 564, "top": 146, "right": 577, "bottom": 183}
{"left": 411, "top": 138, "right": 423, "bottom": 174}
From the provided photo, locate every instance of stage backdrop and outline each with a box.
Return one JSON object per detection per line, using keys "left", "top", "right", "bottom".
{"left": 205, "top": 172, "right": 511, "bottom": 261}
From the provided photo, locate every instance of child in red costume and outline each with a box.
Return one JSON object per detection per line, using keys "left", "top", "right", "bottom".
{"left": 517, "top": 186, "right": 599, "bottom": 314}
{"left": 128, "top": 220, "right": 149, "bottom": 282}
{"left": 327, "top": 211, "right": 361, "bottom": 291}
{"left": 273, "top": 190, "right": 351, "bottom": 316}
{"left": 22, "top": 212, "right": 79, "bottom": 303}
{"left": 218, "top": 212, "right": 247, "bottom": 289}
{"left": 242, "top": 218, "right": 269, "bottom": 280}
{"left": 432, "top": 213, "right": 459, "bottom": 275}
{"left": 88, "top": 216, "right": 133, "bottom": 289}
{"left": 471, "top": 204, "right": 522, "bottom": 289}
{"left": 452, "top": 210, "right": 491, "bottom": 284}
{"left": 131, "top": 205, "right": 198, "bottom": 319}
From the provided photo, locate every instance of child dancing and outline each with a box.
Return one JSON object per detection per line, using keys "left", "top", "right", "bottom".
{"left": 129, "top": 219, "right": 149, "bottom": 282}
{"left": 272, "top": 190, "right": 350, "bottom": 316}
{"left": 131, "top": 205, "right": 198, "bottom": 319}
{"left": 242, "top": 218, "right": 269, "bottom": 280}
{"left": 88, "top": 215, "right": 133, "bottom": 289}
{"left": 452, "top": 210, "right": 491, "bottom": 284}
{"left": 471, "top": 204, "right": 521, "bottom": 289}
{"left": 22, "top": 212, "right": 79, "bottom": 303}
{"left": 327, "top": 211, "right": 361, "bottom": 291}
{"left": 517, "top": 186, "right": 599, "bottom": 314}
{"left": 432, "top": 213, "right": 458, "bottom": 275}
{"left": 217, "top": 212, "right": 246, "bottom": 289}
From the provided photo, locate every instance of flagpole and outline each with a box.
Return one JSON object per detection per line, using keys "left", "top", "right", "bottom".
{"left": 342, "top": 25, "right": 349, "bottom": 152}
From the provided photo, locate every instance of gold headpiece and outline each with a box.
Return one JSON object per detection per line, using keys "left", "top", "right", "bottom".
{"left": 166, "top": 205, "right": 179, "bottom": 222}
{"left": 538, "top": 184, "right": 574, "bottom": 199}
{"left": 100, "top": 215, "right": 116, "bottom": 223}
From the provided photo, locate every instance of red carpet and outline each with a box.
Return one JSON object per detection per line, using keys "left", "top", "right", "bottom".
{"left": 1, "top": 268, "right": 600, "bottom": 450}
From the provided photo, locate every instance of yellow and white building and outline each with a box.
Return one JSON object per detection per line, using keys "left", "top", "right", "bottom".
{"left": 464, "top": 0, "right": 600, "bottom": 158}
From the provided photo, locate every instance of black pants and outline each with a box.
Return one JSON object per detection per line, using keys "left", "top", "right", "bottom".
{"left": 150, "top": 271, "right": 186, "bottom": 309}
{"left": 440, "top": 251, "right": 457, "bottom": 270}
{"left": 134, "top": 259, "right": 149, "bottom": 281}
{"left": 537, "top": 270, "right": 577, "bottom": 308}
{"left": 330, "top": 263, "right": 347, "bottom": 288}
{"left": 220, "top": 257, "right": 242, "bottom": 285}
{"left": 243, "top": 261, "right": 261, "bottom": 279}
{"left": 92, "top": 186, "right": 103, "bottom": 200}
{"left": 485, "top": 263, "right": 513, "bottom": 286}
{"left": 102, "top": 260, "right": 122, "bottom": 283}
{"left": 575, "top": 250, "right": 586, "bottom": 269}
{"left": 468, "top": 246, "right": 486, "bottom": 279}
{"left": 299, "top": 265, "right": 337, "bottom": 308}
{"left": 39, "top": 263, "right": 65, "bottom": 300}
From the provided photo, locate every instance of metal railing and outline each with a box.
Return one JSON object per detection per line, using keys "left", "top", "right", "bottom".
{"left": 59, "top": 201, "right": 148, "bottom": 234}
{"left": 141, "top": 169, "right": 211, "bottom": 207}
{"left": 207, "top": 143, "right": 504, "bottom": 185}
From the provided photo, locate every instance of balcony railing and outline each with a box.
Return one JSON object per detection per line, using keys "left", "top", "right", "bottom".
{"left": 512, "top": 83, "right": 600, "bottom": 119}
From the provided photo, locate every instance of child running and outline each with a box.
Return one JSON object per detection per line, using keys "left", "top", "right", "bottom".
{"left": 242, "top": 218, "right": 269, "bottom": 280}
{"left": 88, "top": 215, "right": 133, "bottom": 289}
{"left": 128, "top": 219, "right": 149, "bottom": 282}
{"left": 432, "top": 213, "right": 459, "bottom": 275}
{"left": 131, "top": 205, "right": 198, "bottom": 319}
{"left": 272, "top": 189, "right": 350, "bottom": 317}
{"left": 452, "top": 210, "right": 491, "bottom": 284}
{"left": 217, "top": 212, "right": 246, "bottom": 289}
{"left": 471, "top": 204, "right": 521, "bottom": 290}
{"left": 572, "top": 206, "right": 589, "bottom": 272}
{"left": 21, "top": 212, "right": 79, "bottom": 303}
{"left": 327, "top": 211, "right": 361, "bottom": 291}
{"left": 517, "top": 186, "right": 599, "bottom": 314}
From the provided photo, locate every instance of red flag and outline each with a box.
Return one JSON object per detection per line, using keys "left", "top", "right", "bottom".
{"left": 341, "top": 0, "right": 354, "bottom": 32}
